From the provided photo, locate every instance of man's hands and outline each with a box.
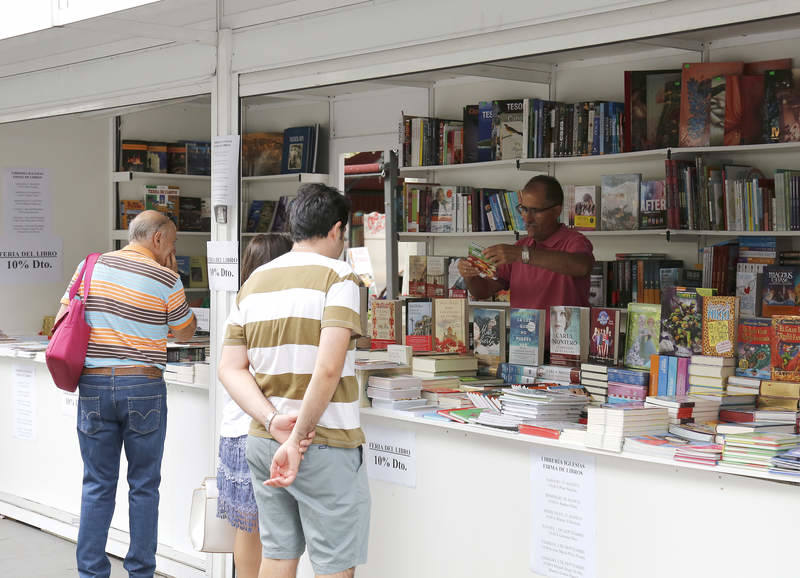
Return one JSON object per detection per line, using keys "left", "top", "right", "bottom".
{"left": 457, "top": 259, "right": 482, "bottom": 279}
{"left": 265, "top": 433, "right": 304, "bottom": 488}
{"left": 482, "top": 244, "right": 523, "bottom": 267}
{"left": 269, "top": 414, "right": 315, "bottom": 448}
{"left": 164, "top": 252, "right": 179, "bottom": 273}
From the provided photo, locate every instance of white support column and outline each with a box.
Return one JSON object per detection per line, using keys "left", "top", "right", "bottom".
{"left": 208, "top": 26, "right": 238, "bottom": 578}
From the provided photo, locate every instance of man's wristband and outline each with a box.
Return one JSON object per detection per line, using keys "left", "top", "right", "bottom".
{"left": 521, "top": 246, "right": 530, "bottom": 265}
{"left": 265, "top": 410, "right": 279, "bottom": 434}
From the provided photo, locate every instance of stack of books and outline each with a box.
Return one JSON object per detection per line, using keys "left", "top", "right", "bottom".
{"left": 770, "top": 447, "right": 800, "bottom": 476}
{"left": 580, "top": 362, "right": 609, "bottom": 403}
{"left": 411, "top": 355, "right": 478, "bottom": 379}
{"left": 673, "top": 442, "right": 723, "bottom": 466}
{"left": 458, "top": 376, "right": 505, "bottom": 391}
{"left": 499, "top": 387, "right": 589, "bottom": 424}
{"left": 644, "top": 396, "right": 699, "bottom": 425}
{"left": 715, "top": 405, "right": 798, "bottom": 435}
{"left": 721, "top": 432, "right": 800, "bottom": 472}
{"left": 367, "top": 375, "right": 428, "bottom": 411}
{"left": 165, "top": 362, "right": 196, "bottom": 384}
{"left": 606, "top": 367, "right": 650, "bottom": 404}
{"left": 623, "top": 434, "right": 691, "bottom": 459}
{"left": 726, "top": 375, "right": 762, "bottom": 395}
{"left": 498, "top": 363, "right": 582, "bottom": 387}
{"left": 519, "top": 422, "right": 588, "bottom": 442}
{"left": 421, "top": 386, "right": 473, "bottom": 409}
{"left": 687, "top": 355, "right": 734, "bottom": 396}
{"left": 587, "top": 405, "right": 670, "bottom": 452}
{"left": 759, "top": 380, "right": 800, "bottom": 412}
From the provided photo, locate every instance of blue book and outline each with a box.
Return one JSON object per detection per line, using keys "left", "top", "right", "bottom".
{"left": 477, "top": 101, "right": 494, "bottom": 162}
{"left": 508, "top": 191, "right": 526, "bottom": 231}
{"left": 245, "top": 200, "right": 265, "bottom": 233}
{"left": 667, "top": 355, "right": 678, "bottom": 396}
{"left": 175, "top": 256, "right": 191, "bottom": 288}
{"left": 658, "top": 356, "right": 669, "bottom": 396}
{"left": 509, "top": 309, "right": 545, "bottom": 366}
{"left": 183, "top": 141, "right": 211, "bottom": 175}
{"left": 488, "top": 193, "right": 506, "bottom": 230}
{"left": 607, "top": 367, "right": 650, "bottom": 386}
{"left": 281, "top": 126, "right": 315, "bottom": 173}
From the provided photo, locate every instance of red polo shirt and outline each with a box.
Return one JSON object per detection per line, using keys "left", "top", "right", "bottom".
{"left": 496, "top": 225, "right": 594, "bottom": 338}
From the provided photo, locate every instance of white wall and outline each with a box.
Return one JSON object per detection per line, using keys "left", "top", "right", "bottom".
{"left": 0, "top": 114, "right": 109, "bottom": 334}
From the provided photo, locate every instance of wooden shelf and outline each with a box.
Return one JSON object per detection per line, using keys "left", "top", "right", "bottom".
{"left": 113, "top": 171, "right": 210, "bottom": 182}
{"left": 242, "top": 173, "right": 328, "bottom": 183}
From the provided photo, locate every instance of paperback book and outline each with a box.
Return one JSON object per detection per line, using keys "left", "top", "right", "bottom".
{"left": 549, "top": 306, "right": 590, "bottom": 366}
{"left": 405, "top": 299, "right": 434, "bottom": 352}
{"left": 448, "top": 259, "right": 467, "bottom": 298}
{"left": 493, "top": 99, "right": 524, "bottom": 160}
{"left": 771, "top": 315, "right": 800, "bottom": 382}
{"left": 588, "top": 308, "right": 622, "bottom": 366}
{"left": 473, "top": 308, "right": 507, "bottom": 367}
{"left": 601, "top": 173, "right": 640, "bottom": 231}
{"left": 430, "top": 186, "right": 456, "bottom": 233}
{"left": 659, "top": 287, "right": 712, "bottom": 358}
{"left": 639, "top": 180, "right": 667, "bottom": 229}
{"left": 466, "top": 243, "right": 498, "bottom": 280}
{"left": 241, "top": 132, "right": 283, "bottom": 176}
{"left": 408, "top": 255, "right": 427, "bottom": 297}
{"left": 371, "top": 300, "right": 402, "bottom": 350}
{"left": 701, "top": 296, "right": 739, "bottom": 357}
{"left": 736, "top": 317, "right": 771, "bottom": 379}
{"left": 509, "top": 308, "right": 545, "bottom": 366}
{"left": 625, "top": 302, "right": 661, "bottom": 370}
{"left": 762, "top": 267, "right": 800, "bottom": 316}
{"left": 425, "top": 256, "right": 448, "bottom": 298}
{"left": 434, "top": 298, "right": 468, "bottom": 354}
{"left": 573, "top": 185, "right": 599, "bottom": 230}
{"left": 679, "top": 62, "right": 745, "bottom": 147}
{"left": 144, "top": 185, "right": 180, "bottom": 226}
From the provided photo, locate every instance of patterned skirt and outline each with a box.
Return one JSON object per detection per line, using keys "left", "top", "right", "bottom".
{"left": 216, "top": 435, "right": 258, "bottom": 533}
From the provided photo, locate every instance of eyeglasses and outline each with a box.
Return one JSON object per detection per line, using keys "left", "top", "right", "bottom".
{"left": 516, "top": 203, "right": 559, "bottom": 217}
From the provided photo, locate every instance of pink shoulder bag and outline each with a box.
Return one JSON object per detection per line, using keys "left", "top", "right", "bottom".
{"left": 46, "top": 253, "right": 101, "bottom": 392}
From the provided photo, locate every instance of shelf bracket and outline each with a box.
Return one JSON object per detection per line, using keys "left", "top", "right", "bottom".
{"left": 666, "top": 229, "right": 671, "bottom": 243}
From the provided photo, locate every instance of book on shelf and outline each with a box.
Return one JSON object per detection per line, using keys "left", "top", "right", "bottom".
{"left": 434, "top": 298, "right": 468, "bottom": 354}
{"left": 371, "top": 300, "right": 402, "bottom": 350}
{"left": 176, "top": 256, "right": 191, "bottom": 288}
{"left": 639, "top": 180, "right": 667, "bottom": 229}
{"left": 623, "top": 69, "right": 682, "bottom": 151}
{"left": 144, "top": 185, "right": 180, "bottom": 226}
{"left": 736, "top": 317, "right": 772, "bottom": 379}
{"left": 189, "top": 256, "right": 207, "bottom": 288}
{"left": 462, "top": 105, "right": 479, "bottom": 163}
{"left": 477, "top": 102, "right": 494, "bottom": 162}
{"left": 572, "top": 185, "right": 599, "bottom": 230}
{"left": 448, "top": 259, "right": 467, "bottom": 298}
{"left": 588, "top": 307, "right": 623, "bottom": 366}
{"left": 242, "top": 133, "right": 283, "bottom": 176}
{"left": 146, "top": 142, "right": 168, "bottom": 173}
{"left": 493, "top": 99, "right": 524, "bottom": 160}
{"left": 121, "top": 140, "right": 148, "bottom": 172}
{"left": 426, "top": 256, "right": 449, "bottom": 298}
{"left": 508, "top": 308, "right": 545, "bottom": 366}
{"left": 701, "top": 296, "right": 739, "bottom": 357}
{"left": 624, "top": 302, "right": 661, "bottom": 371}
{"left": 600, "top": 173, "right": 640, "bottom": 231}
{"left": 472, "top": 307, "right": 506, "bottom": 368}
{"left": 549, "top": 306, "right": 590, "bottom": 366}
{"left": 659, "top": 286, "right": 713, "bottom": 358}
{"left": 405, "top": 298, "right": 434, "bottom": 353}
{"left": 408, "top": 255, "right": 427, "bottom": 297}
{"left": 412, "top": 354, "right": 477, "bottom": 374}
{"left": 119, "top": 200, "right": 145, "bottom": 229}
{"left": 589, "top": 262, "right": 607, "bottom": 307}
{"left": 179, "top": 197, "right": 208, "bottom": 232}
{"left": 771, "top": 316, "right": 800, "bottom": 382}
{"left": 430, "top": 187, "right": 456, "bottom": 233}
{"left": 281, "top": 125, "right": 317, "bottom": 174}
{"left": 762, "top": 267, "right": 800, "bottom": 316}
{"left": 167, "top": 143, "right": 187, "bottom": 174}
{"left": 679, "top": 62, "right": 745, "bottom": 148}
{"left": 270, "top": 196, "right": 291, "bottom": 233}
{"left": 184, "top": 141, "right": 211, "bottom": 176}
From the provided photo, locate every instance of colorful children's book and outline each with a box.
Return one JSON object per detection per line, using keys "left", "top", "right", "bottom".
{"left": 588, "top": 308, "right": 622, "bottom": 366}
{"left": 370, "top": 300, "right": 402, "bottom": 350}
{"left": 600, "top": 173, "right": 640, "bottom": 231}
{"left": 625, "top": 303, "right": 662, "bottom": 370}
{"left": 472, "top": 308, "right": 506, "bottom": 367}
{"left": 466, "top": 243, "right": 497, "bottom": 280}
{"left": 659, "top": 287, "right": 713, "bottom": 357}
{"left": 405, "top": 299, "right": 434, "bottom": 353}
{"left": 736, "top": 317, "right": 771, "bottom": 379}
{"left": 549, "top": 306, "right": 590, "bottom": 366}
{"left": 434, "top": 298, "right": 468, "bottom": 354}
{"left": 509, "top": 308, "right": 545, "bottom": 366}
{"left": 762, "top": 267, "right": 800, "bottom": 317}
{"left": 770, "top": 315, "right": 800, "bottom": 382}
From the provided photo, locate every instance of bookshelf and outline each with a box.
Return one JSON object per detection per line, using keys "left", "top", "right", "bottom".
{"left": 112, "top": 171, "right": 211, "bottom": 183}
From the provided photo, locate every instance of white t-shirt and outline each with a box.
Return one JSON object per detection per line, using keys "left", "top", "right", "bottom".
{"left": 219, "top": 388, "right": 253, "bottom": 439}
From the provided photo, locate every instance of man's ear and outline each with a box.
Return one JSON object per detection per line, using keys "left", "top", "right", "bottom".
{"left": 330, "top": 221, "right": 342, "bottom": 240}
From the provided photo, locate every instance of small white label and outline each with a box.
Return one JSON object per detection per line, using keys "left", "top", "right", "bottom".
{"left": 363, "top": 424, "right": 416, "bottom": 488}
{"left": 716, "top": 340, "right": 732, "bottom": 354}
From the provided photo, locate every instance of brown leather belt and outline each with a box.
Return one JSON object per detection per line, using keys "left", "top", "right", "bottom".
{"left": 82, "top": 366, "right": 163, "bottom": 379}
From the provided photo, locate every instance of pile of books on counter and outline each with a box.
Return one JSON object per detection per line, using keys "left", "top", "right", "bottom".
{"left": 165, "top": 361, "right": 210, "bottom": 387}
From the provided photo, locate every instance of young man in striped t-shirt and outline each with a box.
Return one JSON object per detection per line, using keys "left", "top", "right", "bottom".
{"left": 219, "top": 184, "right": 369, "bottom": 578}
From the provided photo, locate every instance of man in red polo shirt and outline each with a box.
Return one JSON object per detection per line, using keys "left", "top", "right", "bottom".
{"left": 458, "top": 175, "right": 594, "bottom": 338}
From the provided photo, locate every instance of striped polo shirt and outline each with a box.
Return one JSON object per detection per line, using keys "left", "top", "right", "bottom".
{"left": 223, "top": 250, "right": 364, "bottom": 448}
{"left": 61, "top": 245, "right": 194, "bottom": 369}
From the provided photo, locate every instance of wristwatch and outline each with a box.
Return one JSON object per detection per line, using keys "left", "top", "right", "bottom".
{"left": 265, "top": 410, "right": 280, "bottom": 434}
{"left": 521, "top": 246, "right": 530, "bottom": 265}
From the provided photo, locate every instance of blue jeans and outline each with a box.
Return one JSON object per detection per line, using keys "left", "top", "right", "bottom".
{"left": 76, "top": 374, "right": 168, "bottom": 578}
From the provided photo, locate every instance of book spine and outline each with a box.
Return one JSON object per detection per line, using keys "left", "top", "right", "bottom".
{"left": 657, "top": 356, "right": 669, "bottom": 396}
{"left": 667, "top": 355, "right": 678, "bottom": 396}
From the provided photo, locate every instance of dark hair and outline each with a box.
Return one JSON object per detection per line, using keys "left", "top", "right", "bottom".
{"left": 288, "top": 183, "right": 350, "bottom": 242}
{"left": 241, "top": 234, "right": 292, "bottom": 282}
{"left": 523, "top": 175, "right": 564, "bottom": 207}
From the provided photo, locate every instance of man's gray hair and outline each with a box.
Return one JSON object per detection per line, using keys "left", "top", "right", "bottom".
{"left": 128, "top": 211, "right": 173, "bottom": 243}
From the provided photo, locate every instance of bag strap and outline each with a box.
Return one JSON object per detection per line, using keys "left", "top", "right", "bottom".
{"left": 68, "top": 253, "right": 102, "bottom": 302}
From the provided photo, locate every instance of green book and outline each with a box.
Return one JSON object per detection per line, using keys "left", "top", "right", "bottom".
{"left": 624, "top": 302, "right": 662, "bottom": 370}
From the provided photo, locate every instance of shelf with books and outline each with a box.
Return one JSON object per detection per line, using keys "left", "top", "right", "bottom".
{"left": 112, "top": 171, "right": 211, "bottom": 183}
{"left": 468, "top": 300, "right": 510, "bottom": 308}
{"left": 399, "top": 159, "right": 525, "bottom": 175}
{"left": 398, "top": 231, "right": 524, "bottom": 240}
{"left": 241, "top": 173, "right": 329, "bottom": 184}
{"left": 360, "top": 408, "right": 800, "bottom": 485}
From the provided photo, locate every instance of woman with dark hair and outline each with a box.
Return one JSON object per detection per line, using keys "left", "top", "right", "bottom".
{"left": 216, "top": 233, "right": 292, "bottom": 578}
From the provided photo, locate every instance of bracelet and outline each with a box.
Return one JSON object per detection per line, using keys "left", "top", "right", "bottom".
{"left": 265, "top": 410, "right": 280, "bottom": 434}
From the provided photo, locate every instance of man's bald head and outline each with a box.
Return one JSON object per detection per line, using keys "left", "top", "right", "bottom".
{"left": 128, "top": 210, "right": 174, "bottom": 244}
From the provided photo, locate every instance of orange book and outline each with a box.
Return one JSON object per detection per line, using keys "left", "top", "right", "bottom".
{"left": 649, "top": 355, "right": 660, "bottom": 396}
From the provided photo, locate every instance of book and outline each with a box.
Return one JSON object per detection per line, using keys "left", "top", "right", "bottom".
{"left": 119, "top": 200, "right": 145, "bottom": 229}
{"left": 625, "top": 302, "right": 661, "bottom": 370}
{"left": 281, "top": 126, "right": 315, "bottom": 173}
{"left": 430, "top": 186, "right": 456, "bottom": 233}
{"left": 434, "top": 298, "right": 468, "bottom": 354}
{"left": 473, "top": 308, "right": 507, "bottom": 367}
{"left": 736, "top": 317, "right": 772, "bottom": 379}
{"left": 255, "top": 200, "right": 277, "bottom": 232}
{"left": 588, "top": 308, "right": 622, "bottom": 366}
{"left": 639, "top": 180, "right": 667, "bottom": 229}
{"left": 679, "top": 62, "right": 745, "bottom": 147}
{"left": 573, "top": 185, "right": 599, "bottom": 230}
{"left": 189, "top": 256, "right": 207, "bottom": 288}
{"left": 463, "top": 105, "right": 479, "bottom": 163}
{"left": 412, "top": 355, "right": 478, "bottom": 374}
{"left": 245, "top": 200, "right": 265, "bottom": 233}
{"left": 371, "top": 300, "right": 402, "bottom": 350}
{"left": 425, "top": 256, "right": 448, "bottom": 298}
{"left": 167, "top": 143, "right": 187, "bottom": 174}
{"left": 146, "top": 142, "right": 168, "bottom": 173}
{"left": 121, "top": 140, "right": 148, "bottom": 171}
{"left": 701, "top": 296, "right": 739, "bottom": 357}
{"left": 736, "top": 268, "right": 763, "bottom": 317}
{"left": 477, "top": 101, "right": 494, "bottom": 162}
{"left": 408, "top": 255, "right": 427, "bottom": 297}
{"left": 601, "top": 173, "right": 640, "bottom": 231}
{"left": 269, "top": 196, "right": 290, "bottom": 233}
{"left": 175, "top": 256, "right": 191, "bottom": 287}
{"left": 776, "top": 69, "right": 800, "bottom": 143}
{"left": 659, "top": 287, "right": 711, "bottom": 358}
{"left": 762, "top": 267, "right": 800, "bottom": 316}
{"left": 771, "top": 316, "right": 800, "bottom": 382}
{"left": 493, "top": 99, "right": 524, "bottom": 160}
{"left": 405, "top": 299, "right": 434, "bottom": 353}
{"left": 448, "top": 259, "right": 467, "bottom": 298}
{"left": 509, "top": 309, "right": 545, "bottom": 366}
{"left": 184, "top": 141, "right": 211, "bottom": 175}
{"left": 144, "top": 185, "right": 180, "bottom": 226}
{"left": 624, "top": 69, "right": 682, "bottom": 151}
{"left": 761, "top": 380, "right": 800, "bottom": 398}
{"left": 690, "top": 355, "right": 736, "bottom": 367}
{"left": 466, "top": 243, "right": 497, "bottom": 280}
{"left": 179, "top": 197, "right": 206, "bottom": 232}
{"left": 549, "top": 306, "right": 590, "bottom": 366}
{"left": 241, "top": 132, "right": 283, "bottom": 176}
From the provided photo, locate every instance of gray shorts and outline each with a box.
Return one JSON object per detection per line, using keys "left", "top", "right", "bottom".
{"left": 246, "top": 436, "right": 370, "bottom": 575}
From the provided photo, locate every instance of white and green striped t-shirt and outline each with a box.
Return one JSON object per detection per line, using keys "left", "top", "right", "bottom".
{"left": 223, "top": 251, "right": 364, "bottom": 448}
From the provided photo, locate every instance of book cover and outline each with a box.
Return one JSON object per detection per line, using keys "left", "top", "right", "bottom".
{"left": 255, "top": 200, "right": 277, "bottom": 233}
{"left": 601, "top": 173, "right": 640, "bottom": 231}
{"left": 167, "top": 143, "right": 187, "bottom": 174}
{"left": 589, "top": 262, "right": 607, "bottom": 307}
{"left": 509, "top": 308, "right": 545, "bottom": 366}
{"left": 144, "top": 185, "right": 180, "bottom": 226}
{"left": 175, "top": 255, "right": 191, "bottom": 288}
{"left": 473, "top": 308, "right": 506, "bottom": 366}
{"left": 241, "top": 132, "right": 283, "bottom": 176}
{"left": 466, "top": 243, "right": 498, "bottom": 280}
{"left": 270, "top": 196, "right": 290, "bottom": 233}
{"left": 659, "top": 287, "right": 713, "bottom": 357}
{"left": 121, "top": 140, "right": 148, "bottom": 172}
{"left": 764, "top": 69, "right": 794, "bottom": 143}
{"left": 281, "top": 126, "right": 314, "bottom": 173}
{"left": 477, "top": 101, "right": 494, "bottom": 162}
{"left": 408, "top": 255, "right": 427, "bottom": 297}
{"left": 448, "top": 259, "right": 467, "bottom": 298}
{"left": 573, "top": 185, "right": 599, "bottom": 230}
{"left": 434, "top": 298, "right": 468, "bottom": 354}
{"left": 245, "top": 200, "right": 265, "bottom": 233}
{"left": 736, "top": 269, "right": 763, "bottom": 317}
{"left": 762, "top": 266, "right": 800, "bottom": 316}
{"left": 625, "top": 302, "right": 661, "bottom": 370}
{"left": 724, "top": 75, "right": 765, "bottom": 145}
{"left": 777, "top": 69, "right": 800, "bottom": 143}
{"left": 639, "top": 180, "right": 667, "bottom": 229}
{"left": 626, "top": 69, "right": 682, "bottom": 151}
{"left": 179, "top": 197, "right": 205, "bottom": 231}
{"left": 549, "top": 306, "right": 590, "bottom": 366}
{"left": 119, "top": 200, "right": 145, "bottom": 229}
{"left": 405, "top": 299, "right": 434, "bottom": 352}
{"left": 736, "top": 317, "right": 771, "bottom": 379}
{"left": 493, "top": 99, "right": 524, "bottom": 160}
{"left": 701, "top": 296, "right": 739, "bottom": 357}
{"left": 463, "top": 105, "right": 479, "bottom": 163}
{"left": 425, "top": 256, "right": 448, "bottom": 298}
{"left": 679, "top": 62, "right": 744, "bottom": 147}
{"left": 146, "top": 142, "right": 168, "bottom": 173}
{"left": 189, "top": 256, "right": 207, "bottom": 288}
{"left": 430, "top": 186, "right": 456, "bottom": 233}
{"left": 371, "top": 300, "right": 402, "bottom": 350}
{"left": 184, "top": 141, "right": 211, "bottom": 176}
{"left": 770, "top": 316, "right": 800, "bottom": 382}
{"left": 588, "top": 308, "right": 621, "bottom": 366}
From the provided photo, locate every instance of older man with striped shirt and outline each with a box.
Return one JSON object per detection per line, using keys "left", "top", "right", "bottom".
{"left": 57, "top": 210, "right": 196, "bottom": 578}
{"left": 219, "top": 184, "right": 369, "bottom": 578}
